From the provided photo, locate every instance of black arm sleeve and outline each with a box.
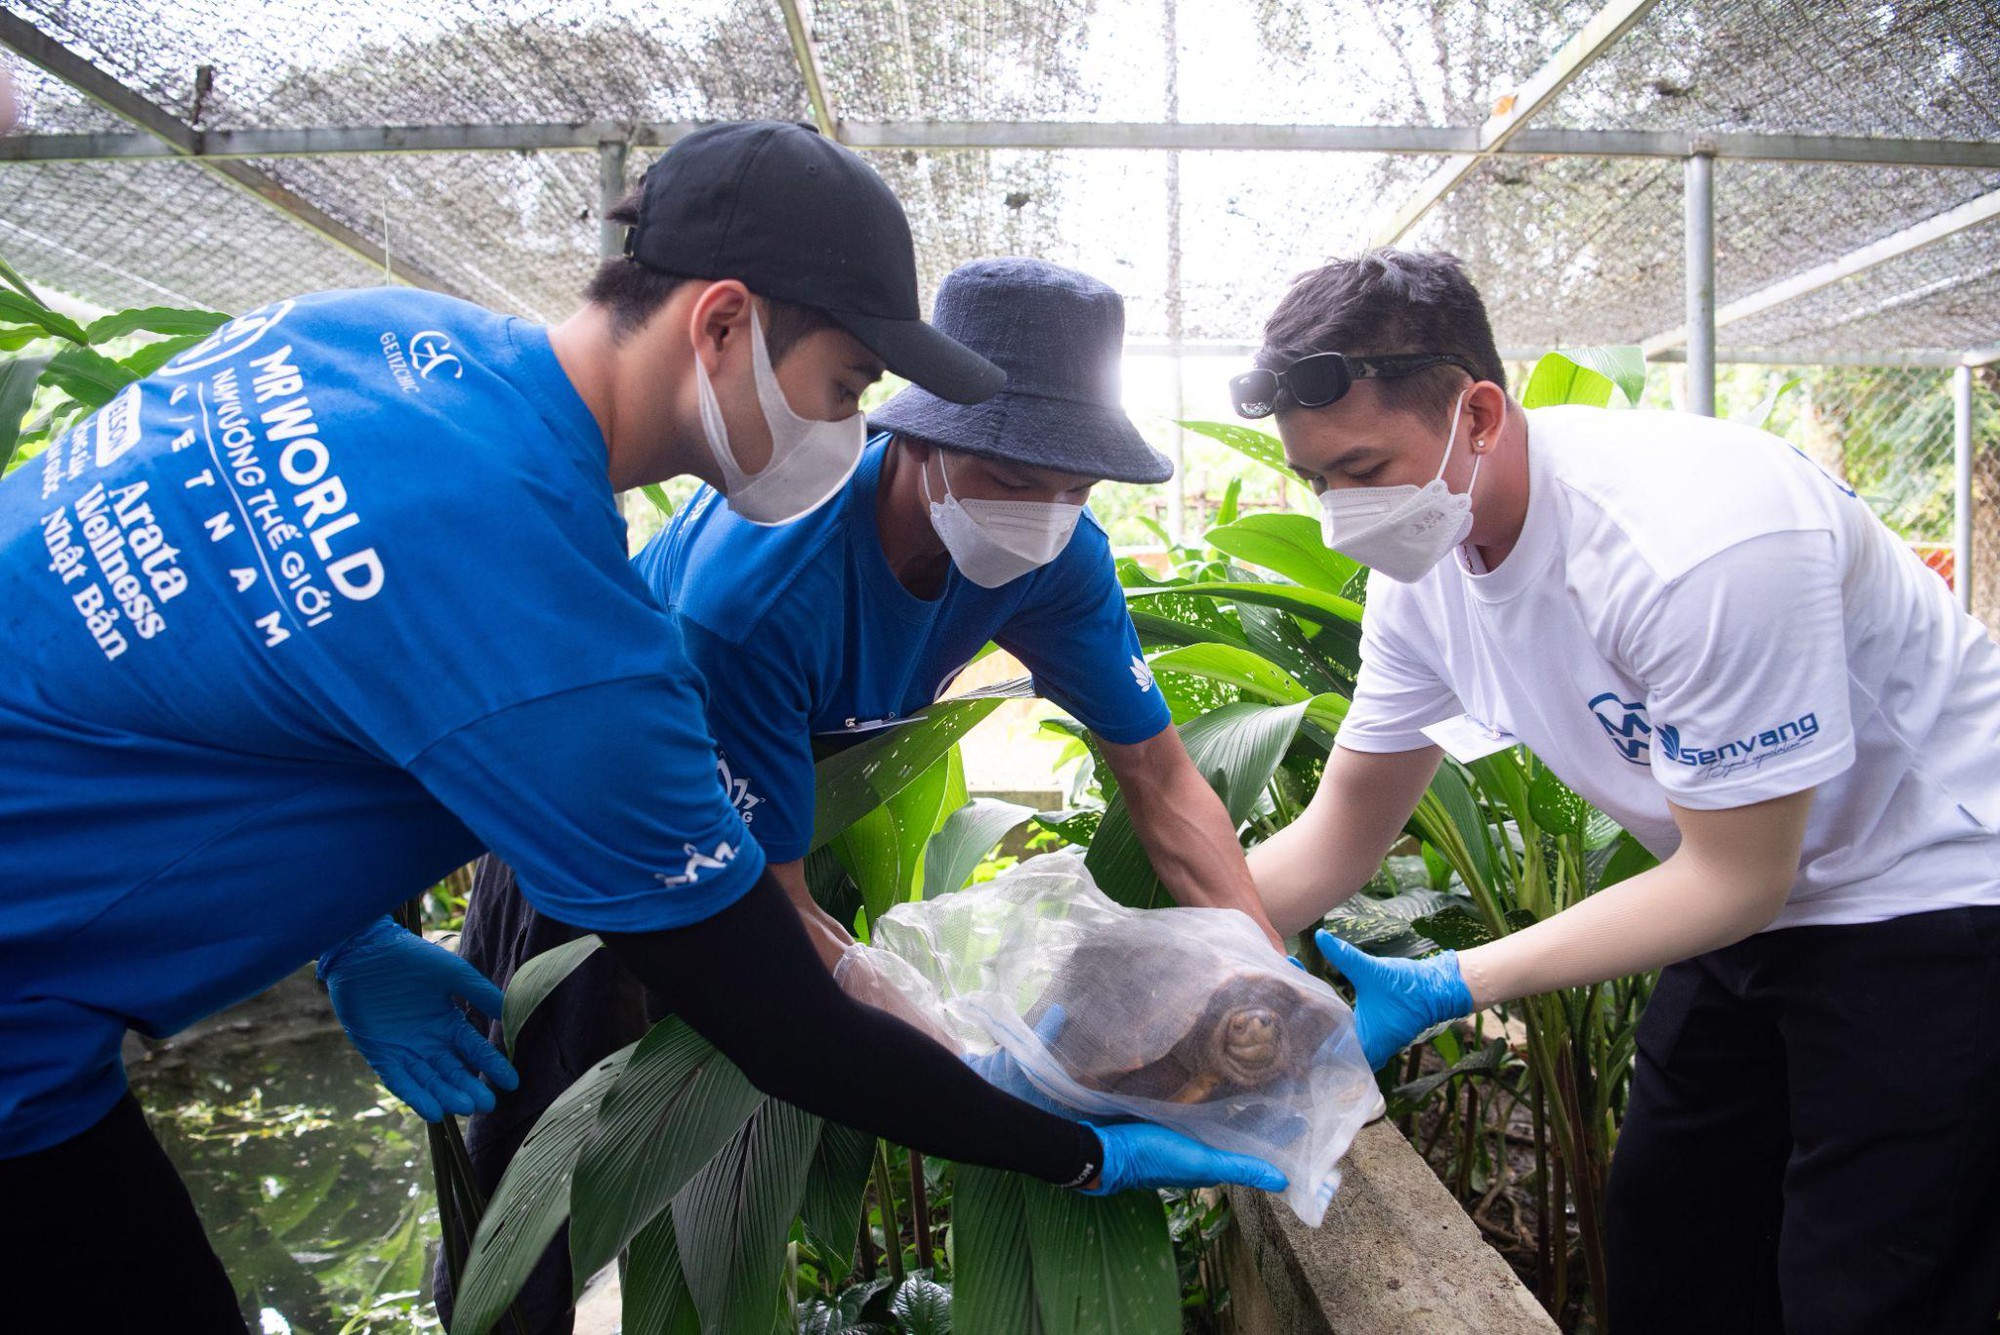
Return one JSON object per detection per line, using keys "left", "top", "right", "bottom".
{"left": 598, "top": 869, "right": 1102, "bottom": 1188}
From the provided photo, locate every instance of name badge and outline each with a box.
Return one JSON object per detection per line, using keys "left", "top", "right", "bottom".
{"left": 1421, "top": 713, "right": 1518, "bottom": 763}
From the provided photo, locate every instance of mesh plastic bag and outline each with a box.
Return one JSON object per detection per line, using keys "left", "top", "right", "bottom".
{"left": 837, "top": 851, "right": 1383, "bottom": 1225}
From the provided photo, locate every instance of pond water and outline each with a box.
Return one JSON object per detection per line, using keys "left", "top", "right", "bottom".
{"left": 128, "top": 976, "right": 442, "bottom": 1333}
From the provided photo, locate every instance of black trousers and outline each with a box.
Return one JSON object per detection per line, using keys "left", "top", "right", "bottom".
{"left": 0, "top": 1092, "right": 248, "bottom": 1334}
{"left": 1606, "top": 904, "right": 2000, "bottom": 1334}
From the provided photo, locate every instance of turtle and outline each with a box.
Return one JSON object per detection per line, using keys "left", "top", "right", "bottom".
{"left": 1030, "top": 915, "right": 1345, "bottom": 1105}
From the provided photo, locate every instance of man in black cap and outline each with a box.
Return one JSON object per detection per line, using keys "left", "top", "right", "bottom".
{"left": 442, "top": 256, "right": 1289, "bottom": 1330}
{"left": 0, "top": 125, "right": 1280, "bottom": 1332}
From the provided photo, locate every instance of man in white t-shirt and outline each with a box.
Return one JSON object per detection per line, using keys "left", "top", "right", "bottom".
{"left": 1241, "top": 251, "right": 2000, "bottom": 1334}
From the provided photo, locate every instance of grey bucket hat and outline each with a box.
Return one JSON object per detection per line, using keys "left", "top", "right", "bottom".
{"left": 867, "top": 257, "right": 1173, "bottom": 485}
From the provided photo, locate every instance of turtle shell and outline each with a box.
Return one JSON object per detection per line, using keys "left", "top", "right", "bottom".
{"left": 1033, "top": 914, "right": 1342, "bottom": 1104}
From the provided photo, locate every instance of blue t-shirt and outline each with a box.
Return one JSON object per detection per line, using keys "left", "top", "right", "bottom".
{"left": 0, "top": 290, "right": 762, "bottom": 1155}
{"left": 634, "top": 435, "right": 1171, "bottom": 864}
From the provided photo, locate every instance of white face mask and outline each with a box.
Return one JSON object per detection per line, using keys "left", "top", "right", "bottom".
{"left": 924, "top": 452, "right": 1084, "bottom": 589}
{"left": 1317, "top": 389, "right": 1481, "bottom": 583}
{"left": 696, "top": 305, "right": 866, "bottom": 527}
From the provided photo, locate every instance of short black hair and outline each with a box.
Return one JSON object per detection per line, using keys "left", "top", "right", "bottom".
{"left": 584, "top": 184, "right": 842, "bottom": 362}
{"left": 1257, "top": 250, "right": 1505, "bottom": 424}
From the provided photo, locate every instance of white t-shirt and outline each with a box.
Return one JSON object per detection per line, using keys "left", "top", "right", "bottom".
{"left": 1338, "top": 405, "right": 2000, "bottom": 930}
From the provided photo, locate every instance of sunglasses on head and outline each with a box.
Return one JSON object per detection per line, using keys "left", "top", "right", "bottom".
{"left": 1228, "top": 351, "right": 1481, "bottom": 419}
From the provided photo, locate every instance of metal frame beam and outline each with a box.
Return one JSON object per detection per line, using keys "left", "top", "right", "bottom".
{"left": 1684, "top": 151, "right": 1717, "bottom": 414}
{"left": 1643, "top": 186, "right": 2000, "bottom": 354}
{"left": 9, "top": 122, "right": 2000, "bottom": 168}
{"left": 1954, "top": 364, "right": 1975, "bottom": 612}
{"left": 1371, "top": 0, "right": 1662, "bottom": 245}
{"left": 776, "top": 0, "right": 839, "bottom": 140}
{"left": 0, "top": 11, "right": 463, "bottom": 297}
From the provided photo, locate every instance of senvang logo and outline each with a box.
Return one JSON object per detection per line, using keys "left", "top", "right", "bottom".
{"left": 1658, "top": 713, "right": 1819, "bottom": 777}
{"left": 1130, "top": 654, "right": 1155, "bottom": 692}
{"left": 1587, "top": 692, "right": 1652, "bottom": 766}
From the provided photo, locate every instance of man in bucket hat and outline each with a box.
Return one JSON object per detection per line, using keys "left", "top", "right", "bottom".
{"left": 446, "top": 257, "right": 1287, "bottom": 1330}
{"left": 1, "top": 121, "right": 1280, "bottom": 1333}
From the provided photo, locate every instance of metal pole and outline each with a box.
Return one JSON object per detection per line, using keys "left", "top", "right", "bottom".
{"left": 1162, "top": 0, "right": 1185, "bottom": 543}
{"left": 598, "top": 140, "right": 628, "bottom": 260}
{"left": 1955, "top": 363, "right": 1975, "bottom": 612}
{"left": 1684, "top": 150, "right": 1716, "bottom": 416}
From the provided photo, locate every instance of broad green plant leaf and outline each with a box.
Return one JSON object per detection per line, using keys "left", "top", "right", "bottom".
{"left": 1387, "top": 1037, "right": 1511, "bottom": 1107}
{"left": 0, "top": 289, "right": 88, "bottom": 345}
{"left": 502, "top": 933, "right": 604, "bottom": 1057}
{"left": 117, "top": 333, "right": 208, "bottom": 379}
{"left": 1128, "top": 583, "right": 1362, "bottom": 667}
{"left": 1520, "top": 346, "right": 1646, "bottom": 409}
{"left": 1597, "top": 830, "right": 1660, "bottom": 890}
{"left": 953, "top": 1168, "right": 1176, "bottom": 1335}
{"left": 641, "top": 483, "right": 675, "bottom": 518}
{"left": 84, "top": 305, "right": 229, "bottom": 344}
{"left": 566, "top": 1019, "right": 765, "bottom": 1285}
{"left": 1527, "top": 766, "right": 1587, "bottom": 839}
{"left": 833, "top": 748, "right": 956, "bottom": 925}
{"left": 1086, "top": 699, "right": 1312, "bottom": 908}
{"left": 799, "top": 1122, "right": 877, "bottom": 1266}
{"left": 1204, "top": 513, "right": 1358, "bottom": 595}
{"left": 670, "top": 1098, "right": 822, "bottom": 1334}
{"left": 453, "top": 1043, "right": 638, "bottom": 1335}
{"left": 1146, "top": 643, "right": 1309, "bottom": 706}
{"left": 810, "top": 680, "right": 1030, "bottom": 851}
{"left": 1319, "top": 887, "right": 1464, "bottom": 959}
{"left": 1728, "top": 376, "right": 1804, "bottom": 431}
{"left": 923, "top": 797, "right": 1035, "bottom": 899}
{"left": 622, "top": 1209, "right": 701, "bottom": 1335}
{"left": 1177, "top": 419, "right": 1310, "bottom": 497}
{"left": 0, "top": 354, "right": 51, "bottom": 476}
{"left": 1408, "top": 904, "right": 1494, "bottom": 951}
{"left": 1214, "top": 474, "right": 1242, "bottom": 528}
{"left": 1019, "top": 1178, "right": 1176, "bottom": 1333}
{"left": 43, "top": 345, "right": 136, "bottom": 409}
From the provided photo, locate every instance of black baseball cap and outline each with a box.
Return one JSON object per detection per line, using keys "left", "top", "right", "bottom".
{"left": 626, "top": 121, "right": 1004, "bottom": 405}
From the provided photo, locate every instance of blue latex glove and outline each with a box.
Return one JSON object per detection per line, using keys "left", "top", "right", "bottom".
{"left": 1314, "top": 930, "right": 1475, "bottom": 1071}
{"left": 319, "top": 917, "right": 520, "bottom": 1121}
{"left": 1081, "top": 1121, "right": 1288, "bottom": 1196}
{"left": 964, "top": 1004, "right": 1072, "bottom": 1116}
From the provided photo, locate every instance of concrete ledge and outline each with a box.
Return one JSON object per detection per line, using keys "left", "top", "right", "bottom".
{"left": 1226, "top": 1121, "right": 1556, "bottom": 1334}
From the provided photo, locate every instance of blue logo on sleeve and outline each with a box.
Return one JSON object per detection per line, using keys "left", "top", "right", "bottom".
{"left": 1587, "top": 692, "right": 1653, "bottom": 765}
{"left": 1658, "top": 713, "right": 1820, "bottom": 778}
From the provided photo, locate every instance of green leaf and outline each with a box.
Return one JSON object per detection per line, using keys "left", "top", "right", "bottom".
{"left": 1177, "top": 419, "right": 1309, "bottom": 496}
{"left": 453, "top": 1043, "right": 638, "bottom": 1335}
{"left": 0, "top": 289, "right": 88, "bottom": 345}
{"left": 1129, "top": 579, "right": 1361, "bottom": 631}
{"left": 1020, "top": 1179, "right": 1177, "bottom": 1334}
{"left": 810, "top": 682, "right": 1028, "bottom": 851}
{"left": 622, "top": 1209, "right": 702, "bottom": 1335}
{"left": 502, "top": 933, "right": 604, "bottom": 1057}
{"left": 1409, "top": 904, "right": 1494, "bottom": 952}
{"left": 1728, "top": 376, "right": 1804, "bottom": 431}
{"left": 671, "top": 1097, "right": 822, "bottom": 1334}
{"left": 1410, "top": 763, "right": 1495, "bottom": 888}
{"left": 641, "top": 482, "right": 675, "bottom": 518}
{"left": 833, "top": 748, "right": 956, "bottom": 925}
{"left": 1526, "top": 765, "right": 1586, "bottom": 839}
{"left": 117, "top": 333, "right": 208, "bottom": 379}
{"left": 1520, "top": 347, "right": 1646, "bottom": 409}
{"left": 1319, "top": 887, "right": 1464, "bottom": 959}
{"left": 799, "top": 1123, "right": 877, "bottom": 1266}
{"left": 0, "top": 354, "right": 51, "bottom": 477}
{"left": 0, "top": 325, "right": 49, "bottom": 351}
{"left": 923, "top": 797, "right": 1034, "bottom": 899}
{"left": 1387, "top": 1037, "right": 1511, "bottom": 1109}
{"left": 1214, "top": 475, "right": 1242, "bottom": 528}
{"left": 1598, "top": 830, "right": 1660, "bottom": 890}
{"left": 1204, "top": 513, "right": 1358, "bottom": 596}
{"left": 891, "top": 1275, "right": 953, "bottom": 1335}
{"left": 950, "top": 1167, "right": 1042, "bottom": 1335}
{"left": 43, "top": 345, "right": 136, "bottom": 409}
{"left": 566, "top": 1019, "right": 765, "bottom": 1285}
{"left": 83, "top": 305, "right": 229, "bottom": 344}
{"left": 1146, "top": 643, "right": 1309, "bottom": 707}
{"left": 1087, "top": 700, "right": 1311, "bottom": 909}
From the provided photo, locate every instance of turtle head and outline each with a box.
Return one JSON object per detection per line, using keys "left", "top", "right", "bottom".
{"left": 1216, "top": 1005, "right": 1284, "bottom": 1082}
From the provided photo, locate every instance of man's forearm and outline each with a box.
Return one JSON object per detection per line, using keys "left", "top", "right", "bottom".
{"left": 769, "top": 858, "right": 856, "bottom": 972}
{"left": 1106, "top": 731, "right": 1283, "bottom": 950}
